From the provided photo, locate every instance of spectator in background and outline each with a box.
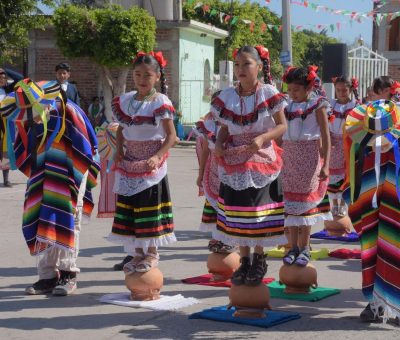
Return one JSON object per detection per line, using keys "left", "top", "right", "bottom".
{"left": 0, "top": 67, "right": 23, "bottom": 187}
{"left": 88, "top": 96, "right": 105, "bottom": 128}
{"left": 55, "top": 63, "right": 80, "bottom": 106}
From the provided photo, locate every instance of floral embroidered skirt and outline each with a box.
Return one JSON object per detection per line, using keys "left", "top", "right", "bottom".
{"left": 328, "top": 133, "right": 345, "bottom": 198}
{"left": 282, "top": 139, "right": 331, "bottom": 227}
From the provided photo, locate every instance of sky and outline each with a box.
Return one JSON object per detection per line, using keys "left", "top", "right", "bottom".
{"left": 254, "top": 0, "right": 374, "bottom": 45}
{"left": 40, "top": 0, "right": 375, "bottom": 45}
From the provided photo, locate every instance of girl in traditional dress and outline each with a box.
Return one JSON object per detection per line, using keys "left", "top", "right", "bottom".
{"left": 195, "top": 106, "right": 233, "bottom": 253}
{"left": 342, "top": 76, "right": 400, "bottom": 322}
{"left": 328, "top": 76, "right": 359, "bottom": 217}
{"left": 107, "top": 51, "right": 177, "bottom": 273}
{"left": 212, "top": 45, "right": 287, "bottom": 286}
{"left": 282, "top": 66, "right": 332, "bottom": 266}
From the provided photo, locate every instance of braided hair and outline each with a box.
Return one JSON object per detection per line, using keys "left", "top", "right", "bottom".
{"left": 132, "top": 54, "right": 168, "bottom": 95}
{"left": 372, "top": 76, "right": 397, "bottom": 101}
{"left": 283, "top": 67, "right": 310, "bottom": 87}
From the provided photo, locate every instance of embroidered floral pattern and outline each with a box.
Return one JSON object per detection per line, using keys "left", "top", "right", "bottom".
{"left": 284, "top": 97, "right": 328, "bottom": 121}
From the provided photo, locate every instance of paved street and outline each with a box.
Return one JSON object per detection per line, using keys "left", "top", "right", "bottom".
{"left": 0, "top": 147, "right": 398, "bottom": 339}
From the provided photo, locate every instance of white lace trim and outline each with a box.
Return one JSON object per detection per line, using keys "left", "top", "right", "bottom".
{"left": 371, "top": 293, "right": 400, "bottom": 323}
{"left": 284, "top": 200, "right": 323, "bottom": 216}
{"left": 211, "top": 229, "right": 286, "bottom": 248}
{"left": 113, "top": 163, "right": 167, "bottom": 196}
{"left": 218, "top": 167, "right": 279, "bottom": 191}
{"left": 284, "top": 211, "right": 332, "bottom": 227}
{"left": 105, "top": 232, "right": 177, "bottom": 253}
{"left": 203, "top": 190, "right": 218, "bottom": 210}
{"left": 199, "top": 222, "right": 216, "bottom": 233}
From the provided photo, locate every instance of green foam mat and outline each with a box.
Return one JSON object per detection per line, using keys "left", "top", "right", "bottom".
{"left": 268, "top": 281, "right": 340, "bottom": 301}
{"left": 265, "top": 247, "right": 330, "bottom": 260}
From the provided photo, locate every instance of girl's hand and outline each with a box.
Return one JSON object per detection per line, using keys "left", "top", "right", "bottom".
{"left": 196, "top": 175, "right": 203, "bottom": 188}
{"left": 214, "top": 142, "right": 225, "bottom": 157}
{"left": 147, "top": 155, "right": 161, "bottom": 170}
{"left": 248, "top": 135, "right": 265, "bottom": 153}
{"left": 114, "top": 148, "right": 124, "bottom": 163}
{"left": 319, "top": 165, "right": 329, "bottom": 181}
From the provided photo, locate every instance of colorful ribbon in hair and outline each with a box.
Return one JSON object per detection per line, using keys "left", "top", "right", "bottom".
{"left": 391, "top": 81, "right": 400, "bottom": 95}
{"left": 133, "top": 51, "right": 167, "bottom": 68}
{"left": 351, "top": 77, "right": 359, "bottom": 90}
{"left": 282, "top": 66, "right": 296, "bottom": 83}
{"left": 345, "top": 100, "right": 400, "bottom": 206}
{"left": 0, "top": 79, "right": 64, "bottom": 170}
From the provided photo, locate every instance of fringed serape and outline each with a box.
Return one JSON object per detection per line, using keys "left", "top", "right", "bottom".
{"left": 343, "top": 151, "right": 400, "bottom": 321}
{"left": 15, "top": 101, "right": 99, "bottom": 255}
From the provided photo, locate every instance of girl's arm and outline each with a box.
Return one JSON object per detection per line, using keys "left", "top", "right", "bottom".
{"left": 114, "top": 125, "right": 124, "bottom": 163}
{"left": 248, "top": 109, "right": 287, "bottom": 152}
{"left": 196, "top": 137, "right": 210, "bottom": 187}
{"left": 316, "top": 106, "right": 331, "bottom": 180}
{"left": 214, "top": 124, "right": 229, "bottom": 157}
{"left": 147, "top": 119, "right": 177, "bottom": 170}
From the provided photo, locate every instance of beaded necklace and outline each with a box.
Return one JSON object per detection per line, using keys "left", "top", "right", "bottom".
{"left": 287, "top": 99, "right": 309, "bottom": 141}
{"left": 237, "top": 82, "right": 259, "bottom": 125}
{"left": 127, "top": 88, "right": 156, "bottom": 115}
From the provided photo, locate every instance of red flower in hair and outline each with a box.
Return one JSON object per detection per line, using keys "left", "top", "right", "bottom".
{"left": 351, "top": 77, "right": 359, "bottom": 89}
{"left": 307, "top": 65, "right": 318, "bottom": 82}
{"left": 132, "top": 51, "right": 167, "bottom": 68}
{"left": 150, "top": 51, "right": 167, "bottom": 68}
{"left": 254, "top": 45, "right": 270, "bottom": 61}
{"left": 282, "top": 66, "right": 295, "bottom": 82}
{"left": 132, "top": 51, "right": 147, "bottom": 64}
{"left": 232, "top": 48, "right": 239, "bottom": 59}
{"left": 390, "top": 81, "right": 400, "bottom": 95}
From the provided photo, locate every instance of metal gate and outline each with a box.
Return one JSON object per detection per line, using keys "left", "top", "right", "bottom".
{"left": 348, "top": 46, "right": 388, "bottom": 98}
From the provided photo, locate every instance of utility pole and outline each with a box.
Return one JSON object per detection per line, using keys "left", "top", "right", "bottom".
{"left": 281, "top": 0, "right": 292, "bottom": 66}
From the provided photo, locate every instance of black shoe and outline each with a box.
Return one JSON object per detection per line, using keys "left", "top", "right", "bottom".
{"left": 52, "top": 271, "right": 77, "bottom": 296}
{"left": 231, "top": 256, "right": 251, "bottom": 286}
{"left": 245, "top": 253, "right": 268, "bottom": 286}
{"left": 3, "top": 181, "right": 12, "bottom": 187}
{"left": 25, "top": 277, "right": 58, "bottom": 295}
{"left": 113, "top": 255, "right": 133, "bottom": 271}
{"left": 360, "top": 304, "right": 383, "bottom": 322}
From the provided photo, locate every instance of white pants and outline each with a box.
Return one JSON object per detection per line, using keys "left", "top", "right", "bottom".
{"left": 37, "top": 172, "right": 88, "bottom": 279}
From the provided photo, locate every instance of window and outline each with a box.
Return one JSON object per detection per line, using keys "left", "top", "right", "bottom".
{"left": 389, "top": 17, "right": 400, "bottom": 51}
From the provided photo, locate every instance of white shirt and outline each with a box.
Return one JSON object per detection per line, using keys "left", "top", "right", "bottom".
{"left": 113, "top": 91, "right": 174, "bottom": 141}
{"left": 329, "top": 99, "right": 356, "bottom": 135}
{"left": 283, "top": 96, "right": 330, "bottom": 141}
{"left": 211, "top": 85, "right": 287, "bottom": 136}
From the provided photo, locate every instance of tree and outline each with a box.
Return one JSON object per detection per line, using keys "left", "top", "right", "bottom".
{"left": 183, "top": 0, "right": 282, "bottom": 78}
{"left": 292, "top": 29, "right": 339, "bottom": 72}
{"left": 53, "top": 4, "right": 156, "bottom": 120}
{"left": 0, "top": 0, "right": 55, "bottom": 63}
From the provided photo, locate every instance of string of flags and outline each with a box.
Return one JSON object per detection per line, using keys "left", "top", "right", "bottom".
{"left": 189, "top": 1, "right": 400, "bottom": 34}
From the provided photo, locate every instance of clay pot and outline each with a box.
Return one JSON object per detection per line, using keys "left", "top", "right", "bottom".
{"left": 207, "top": 252, "right": 240, "bottom": 282}
{"left": 324, "top": 215, "right": 352, "bottom": 237}
{"left": 229, "top": 284, "right": 271, "bottom": 318}
{"left": 279, "top": 263, "right": 318, "bottom": 294}
{"left": 125, "top": 268, "right": 163, "bottom": 301}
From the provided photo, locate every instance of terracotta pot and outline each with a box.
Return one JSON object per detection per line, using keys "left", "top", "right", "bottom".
{"left": 324, "top": 215, "right": 352, "bottom": 236}
{"left": 207, "top": 252, "right": 240, "bottom": 281}
{"left": 229, "top": 284, "right": 271, "bottom": 311}
{"left": 125, "top": 267, "right": 163, "bottom": 301}
{"left": 279, "top": 263, "right": 317, "bottom": 294}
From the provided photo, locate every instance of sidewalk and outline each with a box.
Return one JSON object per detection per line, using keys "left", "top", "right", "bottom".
{"left": 0, "top": 147, "right": 398, "bottom": 339}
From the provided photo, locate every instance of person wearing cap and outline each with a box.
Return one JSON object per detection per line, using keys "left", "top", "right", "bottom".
{"left": 342, "top": 98, "right": 400, "bottom": 323}
{"left": 0, "top": 78, "right": 99, "bottom": 296}
{"left": 0, "top": 67, "right": 23, "bottom": 187}
{"left": 55, "top": 62, "right": 80, "bottom": 106}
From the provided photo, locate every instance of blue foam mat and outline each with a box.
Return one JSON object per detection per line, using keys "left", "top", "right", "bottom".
{"left": 189, "top": 306, "right": 300, "bottom": 328}
{"left": 311, "top": 230, "right": 359, "bottom": 242}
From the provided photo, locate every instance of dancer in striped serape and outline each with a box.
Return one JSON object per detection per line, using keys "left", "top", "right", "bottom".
{"left": 0, "top": 79, "right": 99, "bottom": 296}
{"left": 107, "top": 51, "right": 177, "bottom": 274}
{"left": 212, "top": 46, "right": 287, "bottom": 286}
{"left": 342, "top": 78, "right": 400, "bottom": 323}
